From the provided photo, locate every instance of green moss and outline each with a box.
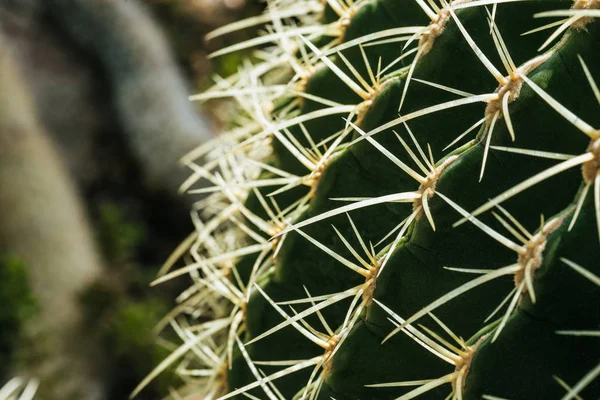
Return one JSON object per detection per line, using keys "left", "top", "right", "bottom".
{"left": 0, "top": 256, "right": 38, "bottom": 380}
{"left": 96, "top": 202, "right": 146, "bottom": 264}
{"left": 104, "top": 300, "right": 181, "bottom": 397}
{"left": 80, "top": 280, "right": 181, "bottom": 398}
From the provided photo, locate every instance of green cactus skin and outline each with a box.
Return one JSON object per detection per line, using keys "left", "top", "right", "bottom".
{"left": 140, "top": 1, "right": 600, "bottom": 399}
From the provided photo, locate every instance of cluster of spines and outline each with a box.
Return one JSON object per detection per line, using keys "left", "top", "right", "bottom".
{"left": 134, "top": 1, "right": 600, "bottom": 399}
{"left": 0, "top": 378, "right": 39, "bottom": 400}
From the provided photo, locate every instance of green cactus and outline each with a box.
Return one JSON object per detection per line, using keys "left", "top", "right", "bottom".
{"left": 137, "top": 1, "right": 600, "bottom": 399}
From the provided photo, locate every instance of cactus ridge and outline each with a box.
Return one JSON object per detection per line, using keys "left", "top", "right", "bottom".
{"left": 138, "top": 1, "right": 600, "bottom": 399}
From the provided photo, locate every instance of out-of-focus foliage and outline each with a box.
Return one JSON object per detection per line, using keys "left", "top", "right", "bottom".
{"left": 0, "top": 256, "right": 38, "bottom": 380}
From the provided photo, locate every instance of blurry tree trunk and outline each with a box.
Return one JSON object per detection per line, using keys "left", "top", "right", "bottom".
{"left": 0, "top": 0, "right": 229, "bottom": 398}
{"left": 46, "top": 0, "right": 216, "bottom": 196}
{"left": 0, "top": 51, "right": 105, "bottom": 400}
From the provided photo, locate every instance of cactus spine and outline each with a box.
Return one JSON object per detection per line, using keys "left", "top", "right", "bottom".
{"left": 140, "top": 1, "right": 600, "bottom": 399}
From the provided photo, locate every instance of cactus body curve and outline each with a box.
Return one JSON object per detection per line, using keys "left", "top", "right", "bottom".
{"left": 142, "top": 1, "right": 600, "bottom": 399}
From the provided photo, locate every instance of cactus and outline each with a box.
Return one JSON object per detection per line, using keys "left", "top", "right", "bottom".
{"left": 138, "top": 1, "right": 600, "bottom": 399}
{"left": 0, "top": 378, "right": 39, "bottom": 400}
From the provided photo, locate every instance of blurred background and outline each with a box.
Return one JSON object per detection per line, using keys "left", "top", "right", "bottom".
{"left": 0, "top": 0, "right": 260, "bottom": 398}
